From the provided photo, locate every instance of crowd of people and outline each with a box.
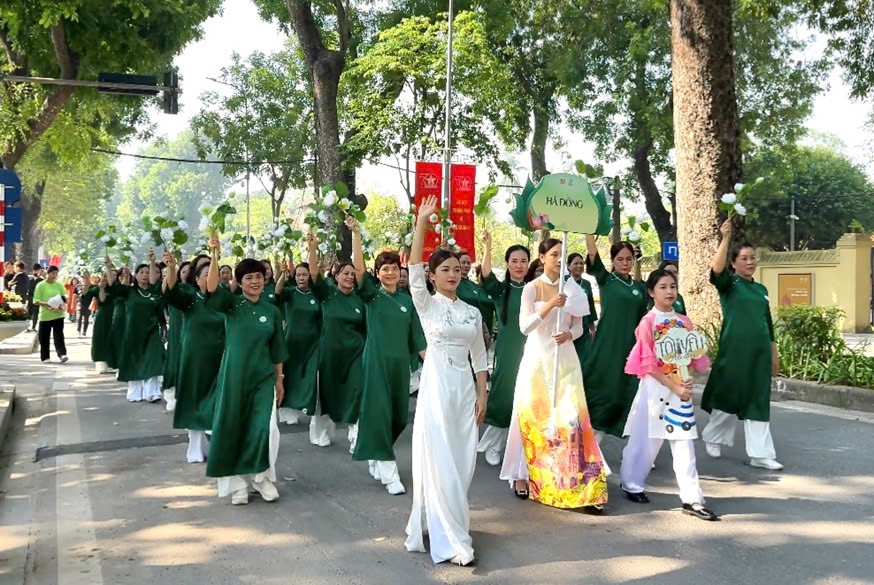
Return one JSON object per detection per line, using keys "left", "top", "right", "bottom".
{"left": 14, "top": 207, "right": 782, "bottom": 565}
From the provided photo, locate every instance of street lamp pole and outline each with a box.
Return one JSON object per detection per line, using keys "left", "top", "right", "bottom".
{"left": 441, "top": 0, "right": 455, "bottom": 235}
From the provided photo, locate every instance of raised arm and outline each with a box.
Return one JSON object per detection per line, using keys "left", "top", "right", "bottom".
{"left": 147, "top": 250, "right": 160, "bottom": 286}
{"left": 307, "top": 233, "right": 319, "bottom": 280}
{"left": 586, "top": 234, "right": 599, "bottom": 261}
{"left": 275, "top": 262, "right": 288, "bottom": 295}
{"left": 206, "top": 235, "right": 220, "bottom": 294}
{"left": 712, "top": 219, "right": 733, "bottom": 275}
{"left": 410, "top": 195, "right": 438, "bottom": 266}
{"left": 481, "top": 231, "right": 493, "bottom": 278}
{"left": 345, "top": 215, "right": 366, "bottom": 283}
{"left": 163, "top": 250, "right": 178, "bottom": 291}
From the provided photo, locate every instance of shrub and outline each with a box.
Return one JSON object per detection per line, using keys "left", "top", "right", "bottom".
{"left": 775, "top": 305, "right": 874, "bottom": 389}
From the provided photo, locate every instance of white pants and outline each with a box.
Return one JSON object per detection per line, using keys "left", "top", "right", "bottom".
{"left": 476, "top": 425, "right": 508, "bottom": 454}
{"left": 163, "top": 388, "right": 176, "bottom": 412}
{"left": 368, "top": 460, "right": 400, "bottom": 486}
{"left": 409, "top": 366, "right": 421, "bottom": 395}
{"left": 620, "top": 398, "right": 704, "bottom": 504}
{"left": 186, "top": 430, "right": 209, "bottom": 463}
{"left": 126, "top": 377, "right": 162, "bottom": 402}
{"left": 702, "top": 409, "right": 777, "bottom": 459}
{"left": 217, "top": 403, "right": 280, "bottom": 497}
{"left": 278, "top": 407, "right": 305, "bottom": 425}
{"left": 307, "top": 397, "right": 335, "bottom": 445}
{"left": 95, "top": 361, "right": 108, "bottom": 374}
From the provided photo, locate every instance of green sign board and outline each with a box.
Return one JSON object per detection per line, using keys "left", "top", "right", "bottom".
{"left": 510, "top": 173, "right": 612, "bottom": 235}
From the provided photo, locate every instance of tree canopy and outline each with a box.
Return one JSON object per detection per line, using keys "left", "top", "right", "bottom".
{"left": 744, "top": 145, "right": 874, "bottom": 250}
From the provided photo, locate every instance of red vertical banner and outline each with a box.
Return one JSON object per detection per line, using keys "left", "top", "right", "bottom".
{"left": 449, "top": 164, "right": 476, "bottom": 262}
{"left": 414, "top": 161, "right": 443, "bottom": 262}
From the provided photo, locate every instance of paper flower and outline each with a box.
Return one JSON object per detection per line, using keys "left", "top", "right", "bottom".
{"left": 100, "top": 235, "right": 110, "bottom": 243}
{"left": 447, "top": 238, "right": 456, "bottom": 246}
{"left": 177, "top": 220, "right": 189, "bottom": 231}
{"left": 621, "top": 226, "right": 632, "bottom": 235}
{"left": 429, "top": 213, "right": 439, "bottom": 223}
{"left": 404, "top": 233, "right": 413, "bottom": 247}
{"left": 734, "top": 183, "right": 745, "bottom": 193}
{"left": 721, "top": 193, "right": 737, "bottom": 204}
{"left": 628, "top": 230, "right": 641, "bottom": 242}
{"left": 323, "top": 190, "right": 338, "bottom": 207}
{"left": 734, "top": 203, "right": 748, "bottom": 216}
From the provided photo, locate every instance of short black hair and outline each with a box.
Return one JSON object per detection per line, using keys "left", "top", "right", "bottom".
{"left": 375, "top": 251, "right": 401, "bottom": 273}
{"left": 47, "top": 265, "right": 59, "bottom": 274}
{"left": 235, "top": 258, "right": 266, "bottom": 283}
{"left": 33, "top": 263, "right": 42, "bottom": 271}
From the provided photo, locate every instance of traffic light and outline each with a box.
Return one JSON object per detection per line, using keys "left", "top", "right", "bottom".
{"left": 163, "top": 70, "right": 179, "bottom": 115}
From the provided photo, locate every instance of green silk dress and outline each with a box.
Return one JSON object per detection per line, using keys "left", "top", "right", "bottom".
{"left": 571, "top": 276, "right": 599, "bottom": 365}
{"left": 312, "top": 276, "right": 366, "bottom": 424}
{"left": 457, "top": 277, "right": 495, "bottom": 337}
{"left": 163, "top": 283, "right": 226, "bottom": 431}
{"left": 277, "top": 285, "right": 321, "bottom": 414}
{"left": 353, "top": 274, "right": 427, "bottom": 462}
{"left": 205, "top": 285, "right": 288, "bottom": 479}
{"left": 582, "top": 255, "right": 648, "bottom": 437}
{"left": 480, "top": 273, "right": 526, "bottom": 428}
{"left": 162, "top": 300, "right": 185, "bottom": 390}
{"left": 701, "top": 269, "right": 774, "bottom": 421}
{"left": 108, "top": 283, "right": 165, "bottom": 383}
{"left": 82, "top": 286, "right": 114, "bottom": 364}
{"left": 108, "top": 294, "right": 126, "bottom": 370}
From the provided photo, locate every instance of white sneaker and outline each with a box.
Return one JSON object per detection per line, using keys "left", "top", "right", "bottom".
{"left": 705, "top": 443, "right": 721, "bottom": 458}
{"left": 749, "top": 457, "right": 783, "bottom": 470}
{"left": 252, "top": 478, "right": 279, "bottom": 502}
{"left": 59, "top": 355, "right": 69, "bottom": 363}
{"left": 311, "top": 436, "right": 331, "bottom": 447}
{"left": 386, "top": 480, "right": 406, "bottom": 495}
{"left": 231, "top": 489, "right": 249, "bottom": 505}
{"left": 450, "top": 553, "right": 474, "bottom": 566}
{"left": 484, "top": 447, "right": 501, "bottom": 466}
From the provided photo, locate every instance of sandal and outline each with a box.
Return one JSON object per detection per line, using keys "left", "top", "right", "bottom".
{"left": 512, "top": 481, "right": 529, "bottom": 499}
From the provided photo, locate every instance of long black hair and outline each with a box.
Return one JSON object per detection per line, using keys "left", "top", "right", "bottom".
{"left": 500, "top": 244, "right": 530, "bottom": 325}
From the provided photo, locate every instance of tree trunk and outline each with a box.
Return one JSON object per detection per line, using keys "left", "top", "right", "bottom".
{"left": 530, "top": 102, "right": 549, "bottom": 182}
{"left": 19, "top": 180, "right": 45, "bottom": 264}
{"left": 634, "top": 140, "right": 676, "bottom": 244}
{"left": 670, "top": 0, "right": 742, "bottom": 326}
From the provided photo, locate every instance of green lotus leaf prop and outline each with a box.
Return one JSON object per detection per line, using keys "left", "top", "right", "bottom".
{"left": 510, "top": 173, "right": 613, "bottom": 235}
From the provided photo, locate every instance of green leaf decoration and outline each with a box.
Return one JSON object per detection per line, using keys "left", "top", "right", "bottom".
{"left": 474, "top": 184, "right": 500, "bottom": 217}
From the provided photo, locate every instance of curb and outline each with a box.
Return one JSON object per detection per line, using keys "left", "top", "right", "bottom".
{"left": 691, "top": 371, "right": 874, "bottom": 414}
{"left": 772, "top": 378, "right": 874, "bottom": 412}
{"left": 0, "top": 384, "right": 14, "bottom": 453}
{"left": 0, "top": 329, "right": 38, "bottom": 355}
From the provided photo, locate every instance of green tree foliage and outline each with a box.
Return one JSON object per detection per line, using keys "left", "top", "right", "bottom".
{"left": 343, "top": 12, "right": 525, "bottom": 202}
{"left": 192, "top": 46, "right": 315, "bottom": 220}
{"left": 361, "top": 193, "right": 410, "bottom": 251}
{"left": 476, "top": 0, "right": 563, "bottom": 180}
{"left": 743, "top": 145, "right": 874, "bottom": 250}
{"left": 0, "top": 0, "right": 220, "bottom": 259}
{"left": 16, "top": 138, "right": 117, "bottom": 256}
{"left": 553, "top": 0, "right": 827, "bottom": 244}
{"left": 110, "top": 131, "right": 231, "bottom": 254}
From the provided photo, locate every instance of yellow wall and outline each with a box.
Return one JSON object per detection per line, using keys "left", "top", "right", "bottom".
{"left": 754, "top": 233, "right": 871, "bottom": 333}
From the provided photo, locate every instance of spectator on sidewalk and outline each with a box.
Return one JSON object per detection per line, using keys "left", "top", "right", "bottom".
{"left": 8, "top": 261, "right": 28, "bottom": 296}
{"left": 26, "top": 264, "right": 44, "bottom": 332}
{"left": 33, "top": 266, "right": 69, "bottom": 364}
{"left": 2, "top": 261, "right": 13, "bottom": 291}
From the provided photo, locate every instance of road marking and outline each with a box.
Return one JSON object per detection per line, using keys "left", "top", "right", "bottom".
{"left": 54, "top": 381, "right": 105, "bottom": 585}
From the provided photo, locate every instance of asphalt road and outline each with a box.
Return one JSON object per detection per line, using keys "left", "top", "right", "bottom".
{"left": 1, "top": 323, "right": 873, "bottom": 585}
